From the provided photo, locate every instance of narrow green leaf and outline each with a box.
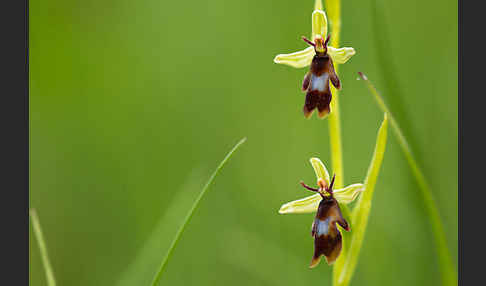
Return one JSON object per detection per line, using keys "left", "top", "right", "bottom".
{"left": 358, "top": 72, "right": 457, "bottom": 286}
{"left": 30, "top": 208, "right": 57, "bottom": 286}
{"left": 149, "top": 137, "right": 247, "bottom": 286}
{"left": 334, "top": 114, "right": 388, "bottom": 286}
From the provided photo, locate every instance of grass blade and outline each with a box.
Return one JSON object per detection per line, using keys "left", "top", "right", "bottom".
{"left": 334, "top": 113, "right": 388, "bottom": 286}
{"left": 358, "top": 72, "right": 457, "bottom": 286}
{"left": 30, "top": 208, "right": 57, "bottom": 286}
{"left": 370, "top": 0, "right": 418, "bottom": 150}
{"left": 150, "top": 137, "right": 247, "bottom": 286}
{"left": 116, "top": 169, "right": 207, "bottom": 286}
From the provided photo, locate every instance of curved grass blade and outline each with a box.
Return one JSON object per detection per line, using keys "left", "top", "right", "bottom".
{"left": 116, "top": 169, "right": 207, "bottom": 286}
{"left": 30, "top": 208, "right": 57, "bottom": 286}
{"left": 370, "top": 0, "right": 418, "bottom": 150}
{"left": 334, "top": 114, "right": 388, "bottom": 286}
{"left": 150, "top": 137, "right": 247, "bottom": 286}
{"left": 358, "top": 72, "right": 457, "bottom": 286}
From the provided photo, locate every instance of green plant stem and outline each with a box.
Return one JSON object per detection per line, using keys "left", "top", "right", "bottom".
{"left": 150, "top": 137, "right": 247, "bottom": 286}
{"left": 328, "top": 90, "right": 343, "bottom": 189}
{"left": 325, "top": 0, "right": 343, "bottom": 190}
{"left": 358, "top": 72, "right": 457, "bottom": 286}
{"left": 30, "top": 208, "right": 57, "bottom": 286}
{"left": 320, "top": 0, "right": 351, "bottom": 283}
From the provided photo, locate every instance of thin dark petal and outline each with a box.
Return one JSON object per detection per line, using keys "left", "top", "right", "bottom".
{"left": 302, "top": 72, "right": 311, "bottom": 91}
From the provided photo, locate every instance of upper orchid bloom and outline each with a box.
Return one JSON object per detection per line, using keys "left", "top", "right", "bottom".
{"left": 273, "top": 7, "right": 355, "bottom": 68}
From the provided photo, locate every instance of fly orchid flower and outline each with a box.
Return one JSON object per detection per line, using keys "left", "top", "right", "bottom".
{"left": 274, "top": 6, "right": 355, "bottom": 118}
{"left": 273, "top": 7, "right": 355, "bottom": 69}
{"left": 279, "top": 158, "right": 364, "bottom": 268}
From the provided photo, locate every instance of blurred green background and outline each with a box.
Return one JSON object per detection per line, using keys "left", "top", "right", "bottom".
{"left": 29, "top": 0, "right": 457, "bottom": 285}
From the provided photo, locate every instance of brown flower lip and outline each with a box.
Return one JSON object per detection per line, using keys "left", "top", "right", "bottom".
{"left": 301, "top": 175, "right": 350, "bottom": 268}
{"left": 301, "top": 34, "right": 341, "bottom": 119}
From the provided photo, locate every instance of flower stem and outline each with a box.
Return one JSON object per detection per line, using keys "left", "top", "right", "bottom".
{"left": 358, "top": 72, "right": 457, "bottom": 286}
{"left": 328, "top": 89, "right": 343, "bottom": 188}
{"left": 324, "top": 0, "right": 343, "bottom": 190}
{"left": 318, "top": 0, "right": 350, "bottom": 283}
{"left": 150, "top": 138, "right": 247, "bottom": 286}
{"left": 30, "top": 208, "right": 57, "bottom": 286}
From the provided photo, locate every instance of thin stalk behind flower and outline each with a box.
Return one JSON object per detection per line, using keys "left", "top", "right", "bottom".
{"left": 318, "top": 0, "right": 349, "bottom": 281}
{"left": 322, "top": 0, "right": 343, "bottom": 189}
{"left": 335, "top": 114, "right": 389, "bottom": 286}
{"left": 328, "top": 87, "right": 343, "bottom": 189}
{"left": 358, "top": 72, "right": 457, "bottom": 286}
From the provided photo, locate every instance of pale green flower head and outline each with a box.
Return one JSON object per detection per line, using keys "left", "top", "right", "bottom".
{"left": 279, "top": 158, "right": 364, "bottom": 214}
{"left": 273, "top": 5, "right": 355, "bottom": 68}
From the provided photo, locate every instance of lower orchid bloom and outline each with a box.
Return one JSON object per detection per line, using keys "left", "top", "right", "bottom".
{"left": 279, "top": 158, "right": 364, "bottom": 267}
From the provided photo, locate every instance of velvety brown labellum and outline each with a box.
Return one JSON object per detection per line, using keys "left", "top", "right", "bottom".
{"left": 302, "top": 52, "right": 340, "bottom": 119}
{"left": 309, "top": 196, "right": 349, "bottom": 268}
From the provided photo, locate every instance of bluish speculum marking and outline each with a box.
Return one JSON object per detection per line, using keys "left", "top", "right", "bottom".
{"left": 311, "top": 74, "right": 329, "bottom": 92}
{"left": 317, "top": 217, "right": 330, "bottom": 235}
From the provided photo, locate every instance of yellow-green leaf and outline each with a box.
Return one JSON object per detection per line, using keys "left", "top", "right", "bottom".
{"left": 278, "top": 193, "right": 320, "bottom": 214}
{"left": 279, "top": 182, "right": 363, "bottom": 215}
{"left": 273, "top": 47, "right": 314, "bottom": 68}
{"left": 312, "top": 10, "right": 328, "bottom": 41}
{"left": 310, "top": 157, "right": 330, "bottom": 186}
{"left": 328, "top": 46, "right": 356, "bottom": 64}
{"left": 333, "top": 183, "right": 364, "bottom": 204}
